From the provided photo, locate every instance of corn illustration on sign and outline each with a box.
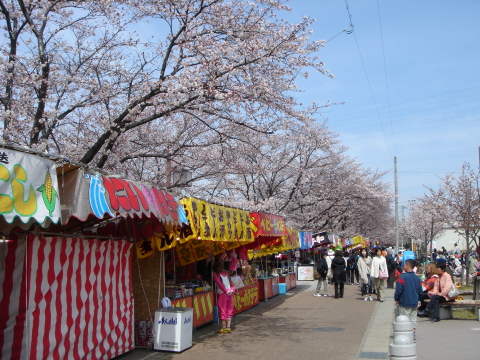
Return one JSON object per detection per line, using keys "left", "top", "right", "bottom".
{"left": 36, "top": 169, "right": 58, "bottom": 217}
{"left": 0, "top": 150, "right": 61, "bottom": 225}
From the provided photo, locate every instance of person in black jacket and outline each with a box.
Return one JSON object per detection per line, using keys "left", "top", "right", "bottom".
{"left": 314, "top": 252, "right": 331, "bottom": 297}
{"left": 386, "top": 249, "right": 397, "bottom": 289}
{"left": 331, "top": 250, "right": 347, "bottom": 299}
{"left": 347, "top": 251, "right": 359, "bottom": 284}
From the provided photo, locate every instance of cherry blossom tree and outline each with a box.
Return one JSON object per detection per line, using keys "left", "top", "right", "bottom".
{"left": 425, "top": 162, "right": 480, "bottom": 284}
{"left": 194, "top": 118, "right": 393, "bottom": 235}
{"left": 0, "top": 0, "right": 393, "bottom": 236}
{"left": 400, "top": 196, "right": 446, "bottom": 256}
{"left": 0, "top": 0, "right": 331, "bottom": 173}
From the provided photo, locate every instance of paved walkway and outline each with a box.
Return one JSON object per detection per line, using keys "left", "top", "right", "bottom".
{"left": 415, "top": 316, "right": 479, "bottom": 359}
{"left": 115, "top": 281, "right": 479, "bottom": 360}
{"left": 354, "top": 287, "right": 395, "bottom": 359}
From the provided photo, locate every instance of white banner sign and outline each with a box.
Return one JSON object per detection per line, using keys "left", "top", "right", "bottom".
{"left": 0, "top": 149, "right": 61, "bottom": 225}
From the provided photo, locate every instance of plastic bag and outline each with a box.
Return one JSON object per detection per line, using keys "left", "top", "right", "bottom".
{"left": 161, "top": 297, "right": 172, "bottom": 308}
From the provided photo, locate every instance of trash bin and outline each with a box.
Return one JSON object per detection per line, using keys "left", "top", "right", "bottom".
{"left": 279, "top": 283, "right": 287, "bottom": 295}
{"left": 153, "top": 307, "right": 193, "bottom": 352}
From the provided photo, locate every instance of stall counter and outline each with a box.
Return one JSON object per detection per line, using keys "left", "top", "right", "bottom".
{"left": 233, "top": 283, "right": 260, "bottom": 315}
{"left": 279, "top": 273, "right": 297, "bottom": 290}
{"left": 170, "top": 290, "right": 215, "bottom": 328}
{"left": 258, "top": 276, "right": 279, "bottom": 301}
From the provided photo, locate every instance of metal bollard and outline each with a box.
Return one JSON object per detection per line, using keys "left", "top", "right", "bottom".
{"left": 390, "top": 315, "right": 416, "bottom": 360}
{"left": 392, "top": 315, "right": 413, "bottom": 343}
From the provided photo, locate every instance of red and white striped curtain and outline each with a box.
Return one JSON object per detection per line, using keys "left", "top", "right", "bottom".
{"left": 0, "top": 235, "right": 134, "bottom": 360}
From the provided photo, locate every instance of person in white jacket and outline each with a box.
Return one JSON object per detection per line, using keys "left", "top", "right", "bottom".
{"left": 326, "top": 249, "right": 334, "bottom": 283}
{"left": 370, "top": 248, "right": 388, "bottom": 302}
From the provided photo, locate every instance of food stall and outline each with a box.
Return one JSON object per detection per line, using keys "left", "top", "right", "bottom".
{"left": 279, "top": 271, "right": 297, "bottom": 290}
{"left": 273, "top": 254, "right": 296, "bottom": 290}
{"left": 0, "top": 147, "right": 186, "bottom": 359}
{"left": 247, "top": 212, "right": 290, "bottom": 300}
{"left": 171, "top": 291, "right": 215, "bottom": 328}
{"left": 258, "top": 275, "right": 280, "bottom": 300}
{"left": 167, "top": 258, "right": 260, "bottom": 324}
{"left": 161, "top": 197, "right": 258, "bottom": 328}
{"left": 277, "top": 227, "right": 299, "bottom": 289}
{"left": 232, "top": 276, "right": 260, "bottom": 314}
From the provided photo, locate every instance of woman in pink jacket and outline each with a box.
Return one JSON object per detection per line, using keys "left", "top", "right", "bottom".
{"left": 213, "top": 261, "right": 235, "bottom": 333}
{"left": 418, "top": 258, "right": 455, "bottom": 322}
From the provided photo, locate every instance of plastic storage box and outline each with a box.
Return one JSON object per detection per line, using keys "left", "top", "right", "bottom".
{"left": 279, "top": 283, "right": 287, "bottom": 295}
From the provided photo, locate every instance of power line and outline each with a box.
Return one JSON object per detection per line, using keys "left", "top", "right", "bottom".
{"left": 340, "top": 113, "right": 479, "bottom": 140}
{"left": 328, "top": 95, "right": 480, "bottom": 126}
{"left": 376, "top": 0, "right": 395, "bottom": 154}
{"left": 331, "top": 102, "right": 480, "bottom": 132}
{"left": 328, "top": 86, "right": 480, "bottom": 120}
{"left": 344, "top": 0, "right": 393, "bottom": 157}
{"left": 399, "top": 172, "right": 449, "bottom": 174}
{"left": 344, "top": 106, "right": 480, "bottom": 133}
{"left": 325, "top": 28, "right": 350, "bottom": 43}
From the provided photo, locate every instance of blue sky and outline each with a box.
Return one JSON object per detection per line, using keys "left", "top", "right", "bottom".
{"left": 284, "top": 0, "right": 480, "bottom": 206}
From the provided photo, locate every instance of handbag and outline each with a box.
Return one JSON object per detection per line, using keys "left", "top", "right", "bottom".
{"left": 379, "top": 270, "right": 388, "bottom": 280}
{"left": 447, "top": 283, "right": 460, "bottom": 298}
{"left": 314, "top": 269, "right": 321, "bottom": 280}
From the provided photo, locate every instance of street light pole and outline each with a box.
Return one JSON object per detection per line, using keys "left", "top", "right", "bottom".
{"left": 466, "top": 228, "right": 470, "bottom": 286}
{"left": 395, "top": 156, "right": 399, "bottom": 253}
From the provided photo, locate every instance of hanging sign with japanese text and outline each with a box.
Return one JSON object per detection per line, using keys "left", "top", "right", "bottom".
{"left": 0, "top": 149, "right": 61, "bottom": 228}
{"left": 180, "top": 197, "right": 254, "bottom": 244}
{"left": 299, "top": 231, "right": 313, "bottom": 249}
{"left": 233, "top": 283, "right": 260, "bottom": 315}
{"left": 284, "top": 227, "right": 299, "bottom": 249}
{"left": 250, "top": 212, "right": 286, "bottom": 237}
{"left": 59, "top": 168, "right": 186, "bottom": 226}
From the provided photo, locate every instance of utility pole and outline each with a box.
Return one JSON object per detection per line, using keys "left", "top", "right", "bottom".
{"left": 401, "top": 205, "right": 406, "bottom": 250}
{"left": 466, "top": 228, "right": 470, "bottom": 286}
{"left": 395, "top": 156, "right": 399, "bottom": 253}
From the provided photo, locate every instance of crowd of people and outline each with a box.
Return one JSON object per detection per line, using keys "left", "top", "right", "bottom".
{"left": 213, "top": 243, "right": 479, "bottom": 336}
{"left": 430, "top": 245, "right": 480, "bottom": 279}
{"left": 314, "top": 244, "right": 480, "bottom": 332}
{"left": 314, "top": 247, "right": 394, "bottom": 301}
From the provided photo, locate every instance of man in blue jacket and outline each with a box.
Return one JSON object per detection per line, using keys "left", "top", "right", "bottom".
{"left": 394, "top": 259, "right": 423, "bottom": 341}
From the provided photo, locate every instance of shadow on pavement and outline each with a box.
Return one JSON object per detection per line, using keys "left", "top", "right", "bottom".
{"left": 114, "top": 283, "right": 314, "bottom": 360}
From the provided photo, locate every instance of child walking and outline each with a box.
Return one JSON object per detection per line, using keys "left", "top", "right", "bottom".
{"left": 394, "top": 259, "right": 423, "bottom": 341}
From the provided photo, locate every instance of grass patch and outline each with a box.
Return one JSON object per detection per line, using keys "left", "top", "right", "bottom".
{"left": 453, "top": 309, "right": 478, "bottom": 320}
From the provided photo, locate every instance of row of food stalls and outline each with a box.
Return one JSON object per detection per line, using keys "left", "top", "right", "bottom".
{"left": 295, "top": 232, "right": 376, "bottom": 280}
{"left": 0, "top": 147, "right": 302, "bottom": 360}
{"left": 133, "top": 201, "right": 302, "bottom": 346}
